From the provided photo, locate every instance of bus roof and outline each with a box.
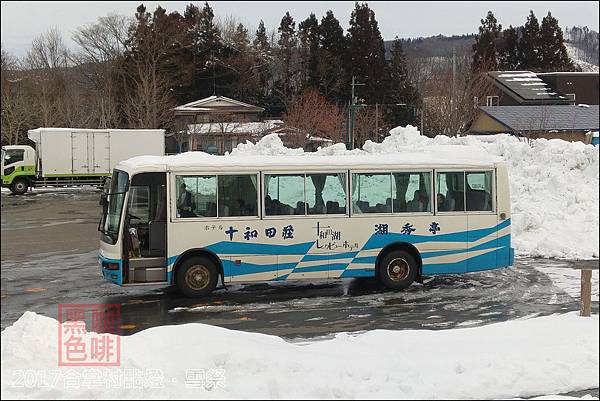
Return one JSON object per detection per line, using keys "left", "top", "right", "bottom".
{"left": 117, "top": 145, "right": 504, "bottom": 174}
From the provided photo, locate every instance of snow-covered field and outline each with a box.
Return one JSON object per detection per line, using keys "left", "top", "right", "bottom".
{"left": 230, "top": 127, "right": 599, "bottom": 260}
{"left": 1, "top": 311, "right": 597, "bottom": 399}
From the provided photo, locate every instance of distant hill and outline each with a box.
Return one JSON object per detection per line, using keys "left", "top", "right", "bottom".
{"left": 384, "top": 34, "right": 476, "bottom": 59}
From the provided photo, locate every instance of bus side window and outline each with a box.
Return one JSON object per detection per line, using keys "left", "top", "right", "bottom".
{"left": 264, "top": 174, "right": 305, "bottom": 216}
{"left": 218, "top": 175, "right": 258, "bottom": 217}
{"left": 466, "top": 171, "right": 493, "bottom": 212}
{"left": 351, "top": 173, "right": 392, "bottom": 214}
{"left": 436, "top": 172, "right": 465, "bottom": 212}
{"left": 392, "top": 172, "right": 432, "bottom": 213}
{"left": 176, "top": 175, "right": 217, "bottom": 218}
{"left": 306, "top": 173, "right": 347, "bottom": 215}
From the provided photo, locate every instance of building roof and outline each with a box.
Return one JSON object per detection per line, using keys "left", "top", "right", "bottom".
{"left": 487, "top": 71, "right": 571, "bottom": 104}
{"left": 173, "top": 96, "right": 265, "bottom": 115}
{"left": 479, "top": 105, "right": 599, "bottom": 132}
{"left": 537, "top": 71, "right": 600, "bottom": 77}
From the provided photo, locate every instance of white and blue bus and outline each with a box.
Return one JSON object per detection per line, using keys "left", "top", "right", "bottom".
{"left": 98, "top": 151, "right": 514, "bottom": 297}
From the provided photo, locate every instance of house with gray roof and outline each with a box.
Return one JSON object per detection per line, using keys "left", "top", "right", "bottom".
{"left": 468, "top": 104, "right": 599, "bottom": 143}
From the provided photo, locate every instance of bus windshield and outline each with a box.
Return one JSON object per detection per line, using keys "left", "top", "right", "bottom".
{"left": 102, "top": 170, "right": 129, "bottom": 244}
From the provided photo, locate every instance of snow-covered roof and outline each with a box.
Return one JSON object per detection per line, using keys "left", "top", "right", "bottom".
{"left": 480, "top": 105, "right": 599, "bottom": 132}
{"left": 488, "top": 71, "right": 571, "bottom": 103}
{"left": 173, "top": 96, "right": 265, "bottom": 114}
{"left": 119, "top": 146, "right": 502, "bottom": 173}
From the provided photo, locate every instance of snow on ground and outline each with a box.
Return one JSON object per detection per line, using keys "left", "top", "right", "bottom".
{"left": 1, "top": 311, "right": 598, "bottom": 399}
{"left": 534, "top": 265, "right": 600, "bottom": 300}
{"left": 229, "top": 126, "right": 599, "bottom": 260}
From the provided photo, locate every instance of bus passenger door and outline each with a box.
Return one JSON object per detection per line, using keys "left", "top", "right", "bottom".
{"left": 466, "top": 171, "right": 498, "bottom": 271}
{"left": 432, "top": 171, "right": 469, "bottom": 274}
{"left": 124, "top": 172, "right": 168, "bottom": 284}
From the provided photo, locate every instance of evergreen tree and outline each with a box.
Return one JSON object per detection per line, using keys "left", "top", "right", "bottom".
{"left": 346, "top": 2, "right": 389, "bottom": 103}
{"left": 539, "top": 12, "right": 574, "bottom": 71}
{"left": 276, "top": 11, "right": 297, "bottom": 104}
{"left": 253, "top": 20, "right": 270, "bottom": 52}
{"left": 253, "top": 20, "right": 273, "bottom": 101}
{"left": 319, "top": 10, "right": 347, "bottom": 102}
{"left": 519, "top": 10, "right": 542, "bottom": 70}
{"left": 298, "top": 13, "right": 320, "bottom": 90}
{"left": 233, "top": 23, "right": 249, "bottom": 49}
{"left": 498, "top": 25, "right": 522, "bottom": 70}
{"left": 386, "top": 37, "right": 419, "bottom": 126}
{"left": 227, "top": 23, "right": 262, "bottom": 101}
{"left": 472, "top": 11, "right": 502, "bottom": 72}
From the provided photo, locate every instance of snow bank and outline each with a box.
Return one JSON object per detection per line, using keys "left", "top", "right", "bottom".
{"left": 1, "top": 312, "right": 598, "bottom": 399}
{"left": 228, "top": 126, "right": 600, "bottom": 260}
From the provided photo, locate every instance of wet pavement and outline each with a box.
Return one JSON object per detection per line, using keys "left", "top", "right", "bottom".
{"left": 2, "top": 188, "right": 598, "bottom": 340}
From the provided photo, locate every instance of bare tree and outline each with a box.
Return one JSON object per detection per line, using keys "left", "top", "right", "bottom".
{"left": 23, "top": 27, "right": 71, "bottom": 127}
{"left": 420, "top": 55, "right": 496, "bottom": 137}
{"left": 353, "top": 106, "right": 385, "bottom": 148}
{"left": 1, "top": 46, "right": 36, "bottom": 145}
{"left": 283, "top": 89, "right": 345, "bottom": 146}
{"left": 71, "top": 14, "right": 130, "bottom": 128}
{"left": 120, "top": 10, "right": 180, "bottom": 130}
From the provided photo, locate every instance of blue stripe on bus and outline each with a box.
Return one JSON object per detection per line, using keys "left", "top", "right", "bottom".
{"left": 340, "top": 268, "right": 376, "bottom": 278}
{"left": 301, "top": 251, "right": 358, "bottom": 262}
{"left": 362, "top": 219, "right": 510, "bottom": 250}
{"left": 422, "top": 247, "right": 508, "bottom": 274}
{"left": 160, "top": 220, "right": 513, "bottom": 282}
{"left": 419, "top": 234, "right": 510, "bottom": 259}
{"left": 352, "top": 256, "right": 377, "bottom": 264}
{"left": 206, "top": 241, "right": 315, "bottom": 255}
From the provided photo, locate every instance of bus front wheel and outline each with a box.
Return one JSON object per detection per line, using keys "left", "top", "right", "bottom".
{"left": 175, "top": 256, "right": 219, "bottom": 298}
{"left": 378, "top": 250, "right": 417, "bottom": 290}
{"left": 10, "top": 177, "right": 29, "bottom": 195}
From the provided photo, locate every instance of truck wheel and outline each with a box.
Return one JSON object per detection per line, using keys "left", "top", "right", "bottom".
{"left": 378, "top": 250, "right": 418, "bottom": 290}
{"left": 175, "top": 256, "right": 219, "bottom": 298}
{"left": 10, "top": 178, "right": 29, "bottom": 195}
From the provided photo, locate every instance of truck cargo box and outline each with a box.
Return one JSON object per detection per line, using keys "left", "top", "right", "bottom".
{"left": 27, "top": 128, "right": 165, "bottom": 177}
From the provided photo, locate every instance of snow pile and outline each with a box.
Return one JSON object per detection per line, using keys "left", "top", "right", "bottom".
{"left": 229, "top": 126, "right": 599, "bottom": 259}
{"left": 1, "top": 312, "right": 598, "bottom": 399}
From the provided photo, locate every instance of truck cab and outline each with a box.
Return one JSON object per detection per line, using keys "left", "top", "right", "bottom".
{"left": 1, "top": 145, "right": 36, "bottom": 194}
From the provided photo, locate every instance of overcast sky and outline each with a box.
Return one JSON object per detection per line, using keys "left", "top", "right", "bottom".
{"left": 2, "top": 1, "right": 599, "bottom": 57}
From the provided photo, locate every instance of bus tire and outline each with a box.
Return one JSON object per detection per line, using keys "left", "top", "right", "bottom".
{"left": 10, "top": 177, "right": 29, "bottom": 195}
{"left": 175, "top": 256, "right": 219, "bottom": 298}
{"left": 378, "top": 250, "right": 417, "bottom": 290}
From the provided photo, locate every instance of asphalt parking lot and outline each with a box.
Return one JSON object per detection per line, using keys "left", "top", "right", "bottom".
{"left": 2, "top": 188, "right": 597, "bottom": 339}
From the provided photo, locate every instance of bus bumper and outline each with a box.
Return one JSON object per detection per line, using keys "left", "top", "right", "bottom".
{"left": 98, "top": 254, "right": 123, "bottom": 286}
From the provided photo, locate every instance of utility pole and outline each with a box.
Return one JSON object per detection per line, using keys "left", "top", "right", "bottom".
{"left": 420, "top": 101, "right": 425, "bottom": 136}
{"left": 375, "top": 103, "right": 378, "bottom": 142}
{"left": 346, "top": 76, "right": 365, "bottom": 150}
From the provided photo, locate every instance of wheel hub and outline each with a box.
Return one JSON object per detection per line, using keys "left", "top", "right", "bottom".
{"left": 387, "top": 258, "right": 410, "bottom": 282}
{"left": 185, "top": 265, "right": 210, "bottom": 290}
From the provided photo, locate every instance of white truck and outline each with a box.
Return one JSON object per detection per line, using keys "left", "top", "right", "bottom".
{"left": 1, "top": 128, "right": 165, "bottom": 195}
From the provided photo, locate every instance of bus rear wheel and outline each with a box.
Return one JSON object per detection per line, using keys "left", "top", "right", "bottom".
{"left": 175, "top": 256, "right": 219, "bottom": 298}
{"left": 378, "top": 250, "right": 417, "bottom": 290}
{"left": 10, "top": 177, "right": 29, "bottom": 195}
